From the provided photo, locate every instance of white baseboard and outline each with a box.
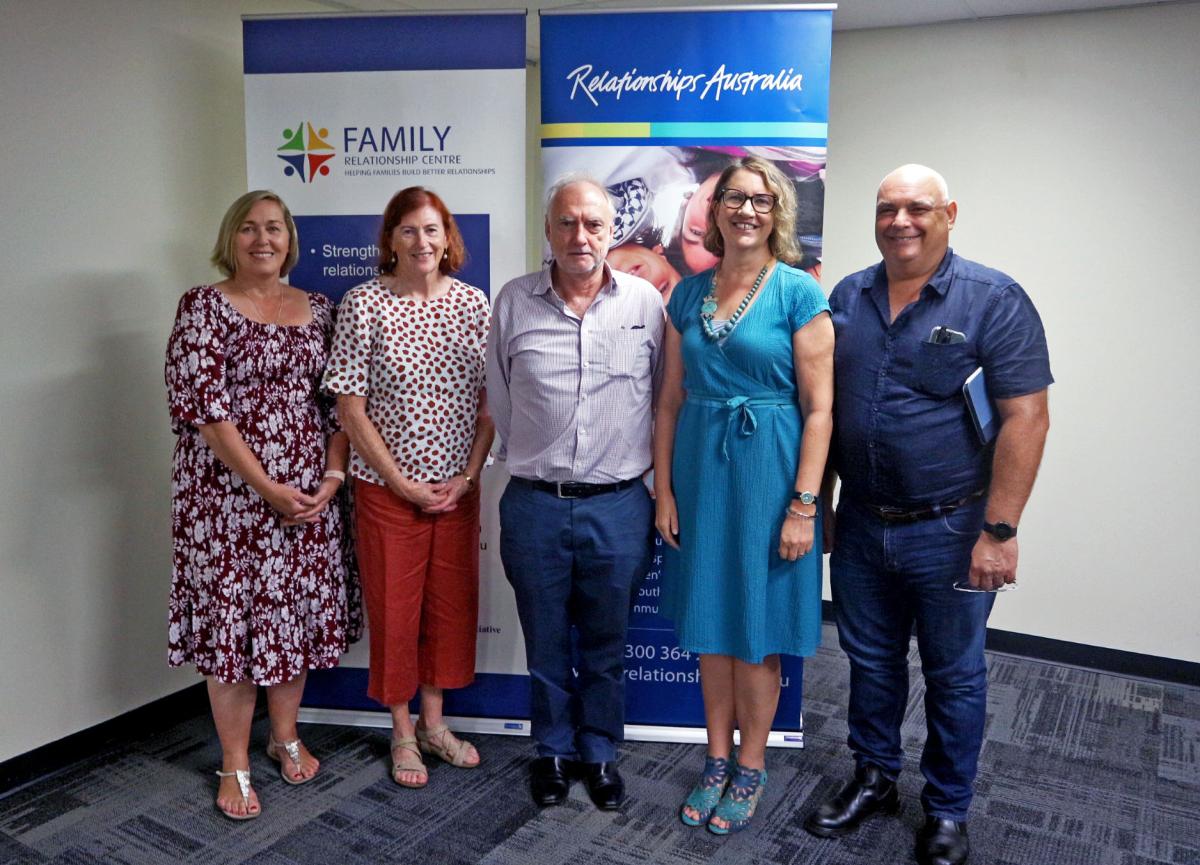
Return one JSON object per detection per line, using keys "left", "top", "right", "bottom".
{"left": 298, "top": 708, "right": 804, "bottom": 748}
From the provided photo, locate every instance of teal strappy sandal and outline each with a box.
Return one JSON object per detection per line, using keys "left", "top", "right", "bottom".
{"left": 680, "top": 755, "right": 732, "bottom": 826}
{"left": 707, "top": 763, "right": 768, "bottom": 835}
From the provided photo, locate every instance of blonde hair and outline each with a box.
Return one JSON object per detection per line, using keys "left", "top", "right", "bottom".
{"left": 210, "top": 190, "right": 299, "bottom": 277}
{"left": 702, "top": 157, "right": 803, "bottom": 265}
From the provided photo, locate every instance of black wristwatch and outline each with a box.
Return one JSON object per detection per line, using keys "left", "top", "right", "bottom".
{"left": 982, "top": 520, "right": 1017, "bottom": 541}
{"left": 792, "top": 490, "right": 819, "bottom": 506}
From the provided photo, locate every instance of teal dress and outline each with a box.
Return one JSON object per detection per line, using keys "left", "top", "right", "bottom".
{"left": 662, "top": 263, "right": 829, "bottom": 663}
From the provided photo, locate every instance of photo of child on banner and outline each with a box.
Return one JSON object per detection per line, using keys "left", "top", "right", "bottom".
{"left": 543, "top": 145, "right": 826, "bottom": 303}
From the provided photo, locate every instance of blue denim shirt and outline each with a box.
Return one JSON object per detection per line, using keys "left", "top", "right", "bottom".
{"left": 830, "top": 249, "right": 1052, "bottom": 507}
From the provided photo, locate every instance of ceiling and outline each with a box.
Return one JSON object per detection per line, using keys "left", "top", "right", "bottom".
{"left": 311, "top": 0, "right": 1187, "bottom": 54}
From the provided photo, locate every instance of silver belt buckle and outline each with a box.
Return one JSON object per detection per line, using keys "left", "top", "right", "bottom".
{"left": 555, "top": 481, "right": 580, "bottom": 499}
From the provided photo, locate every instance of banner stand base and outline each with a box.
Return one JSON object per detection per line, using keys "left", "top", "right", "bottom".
{"left": 298, "top": 708, "right": 804, "bottom": 749}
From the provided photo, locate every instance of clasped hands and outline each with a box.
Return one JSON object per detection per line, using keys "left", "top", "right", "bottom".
{"left": 394, "top": 475, "right": 472, "bottom": 513}
{"left": 265, "top": 477, "right": 342, "bottom": 526}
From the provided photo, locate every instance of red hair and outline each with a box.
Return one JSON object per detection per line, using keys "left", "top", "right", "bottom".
{"left": 377, "top": 187, "right": 467, "bottom": 275}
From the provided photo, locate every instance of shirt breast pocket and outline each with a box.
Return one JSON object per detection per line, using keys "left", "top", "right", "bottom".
{"left": 603, "top": 330, "right": 649, "bottom": 377}
{"left": 915, "top": 341, "right": 975, "bottom": 398}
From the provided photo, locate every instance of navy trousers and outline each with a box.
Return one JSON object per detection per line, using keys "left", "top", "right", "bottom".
{"left": 830, "top": 495, "right": 995, "bottom": 820}
{"left": 499, "top": 480, "right": 654, "bottom": 762}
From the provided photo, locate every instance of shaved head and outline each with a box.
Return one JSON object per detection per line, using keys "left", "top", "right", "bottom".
{"left": 874, "top": 164, "right": 957, "bottom": 282}
{"left": 878, "top": 164, "right": 950, "bottom": 203}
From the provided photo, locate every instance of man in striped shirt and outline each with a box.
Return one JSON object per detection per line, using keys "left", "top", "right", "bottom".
{"left": 487, "top": 176, "right": 664, "bottom": 811}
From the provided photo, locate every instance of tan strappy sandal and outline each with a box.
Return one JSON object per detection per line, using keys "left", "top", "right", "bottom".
{"left": 266, "top": 734, "right": 318, "bottom": 785}
{"left": 391, "top": 737, "right": 429, "bottom": 788}
{"left": 214, "top": 768, "right": 260, "bottom": 820}
{"left": 416, "top": 723, "right": 480, "bottom": 768}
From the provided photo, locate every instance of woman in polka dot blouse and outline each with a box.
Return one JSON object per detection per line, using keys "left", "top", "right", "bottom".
{"left": 323, "top": 187, "right": 493, "bottom": 788}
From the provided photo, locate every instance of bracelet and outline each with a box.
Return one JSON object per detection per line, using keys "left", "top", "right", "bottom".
{"left": 462, "top": 473, "right": 475, "bottom": 489}
{"left": 323, "top": 470, "right": 346, "bottom": 482}
{"left": 785, "top": 506, "right": 816, "bottom": 520}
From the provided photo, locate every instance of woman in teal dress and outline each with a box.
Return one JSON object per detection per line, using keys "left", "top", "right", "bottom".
{"left": 653, "top": 157, "right": 834, "bottom": 834}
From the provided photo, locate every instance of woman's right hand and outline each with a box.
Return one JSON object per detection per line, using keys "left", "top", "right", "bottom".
{"left": 655, "top": 491, "right": 681, "bottom": 550}
{"left": 261, "top": 482, "right": 318, "bottom": 519}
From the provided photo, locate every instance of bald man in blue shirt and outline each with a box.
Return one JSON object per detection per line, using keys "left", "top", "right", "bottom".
{"left": 803, "top": 165, "right": 1052, "bottom": 865}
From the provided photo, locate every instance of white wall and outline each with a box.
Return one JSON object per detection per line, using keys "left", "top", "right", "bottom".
{"left": 1, "top": 0, "right": 1196, "bottom": 764}
{"left": 821, "top": 3, "right": 1200, "bottom": 661}
{"left": 0, "top": 0, "right": 326, "bottom": 764}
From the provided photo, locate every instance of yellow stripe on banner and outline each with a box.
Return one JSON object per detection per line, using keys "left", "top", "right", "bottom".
{"left": 541, "top": 122, "right": 652, "bottom": 139}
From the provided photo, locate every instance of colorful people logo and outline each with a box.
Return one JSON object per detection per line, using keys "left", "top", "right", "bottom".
{"left": 277, "top": 122, "right": 336, "bottom": 183}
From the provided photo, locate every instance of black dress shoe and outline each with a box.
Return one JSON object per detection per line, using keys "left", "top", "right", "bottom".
{"left": 915, "top": 816, "right": 969, "bottom": 865}
{"left": 579, "top": 761, "right": 624, "bottom": 810}
{"left": 530, "top": 757, "right": 572, "bottom": 807}
{"left": 802, "top": 764, "right": 901, "bottom": 838}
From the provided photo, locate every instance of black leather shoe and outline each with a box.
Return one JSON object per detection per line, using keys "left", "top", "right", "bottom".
{"left": 530, "top": 757, "right": 572, "bottom": 807}
{"left": 579, "top": 761, "right": 624, "bottom": 810}
{"left": 915, "top": 816, "right": 969, "bottom": 865}
{"left": 802, "top": 764, "right": 901, "bottom": 838}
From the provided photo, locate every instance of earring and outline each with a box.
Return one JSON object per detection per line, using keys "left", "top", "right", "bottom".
{"left": 389, "top": 252, "right": 397, "bottom": 268}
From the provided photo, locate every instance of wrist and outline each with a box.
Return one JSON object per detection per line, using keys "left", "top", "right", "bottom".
{"left": 982, "top": 520, "right": 1017, "bottom": 541}
{"left": 252, "top": 477, "right": 282, "bottom": 500}
{"left": 791, "top": 489, "right": 819, "bottom": 507}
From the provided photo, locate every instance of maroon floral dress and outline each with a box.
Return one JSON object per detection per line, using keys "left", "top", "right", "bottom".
{"left": 165, "top": 285, "right": 361, "bottom": 685}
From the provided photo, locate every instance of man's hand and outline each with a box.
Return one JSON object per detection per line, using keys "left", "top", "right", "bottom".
{"left": 967, "top": 533, "right": 1018, "bottom": 590}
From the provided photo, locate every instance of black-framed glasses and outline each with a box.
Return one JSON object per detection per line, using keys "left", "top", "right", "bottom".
{"left": 718, "top": 188, "right": 777, "bottom": 214}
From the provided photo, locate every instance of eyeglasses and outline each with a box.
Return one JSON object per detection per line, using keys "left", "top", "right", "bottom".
{"left": 718, "top": 188, "right": 777, "bottom": 214}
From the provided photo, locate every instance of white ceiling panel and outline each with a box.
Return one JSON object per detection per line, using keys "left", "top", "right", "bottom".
{"left": 831, "top": 0, "right": 1177, "bottom": 30}
{"left": 314, "top": 0, "right": 1189, "bottom": 52}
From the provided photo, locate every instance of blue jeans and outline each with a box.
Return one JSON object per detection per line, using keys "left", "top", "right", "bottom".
{"left": 830, "top": 495, "right": 994, "bottom": 820}
{"left": 499, "top": 480, "right": 653, "bottom": 763}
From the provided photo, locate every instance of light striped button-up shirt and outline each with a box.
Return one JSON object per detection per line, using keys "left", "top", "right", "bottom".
{"left": 487, "top": 264, "right": 664, "bottom": 484}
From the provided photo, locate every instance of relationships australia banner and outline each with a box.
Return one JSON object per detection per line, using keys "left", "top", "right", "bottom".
{"left": 541, "top": 5, "right": 834, "bottom": 742}
{"left": 243, "top": 12, "right": 530, "bottom": 730}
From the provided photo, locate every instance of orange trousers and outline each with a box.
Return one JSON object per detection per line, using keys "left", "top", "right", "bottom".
{"left": 354, "top": 478, "right": 480, "bottom": 706}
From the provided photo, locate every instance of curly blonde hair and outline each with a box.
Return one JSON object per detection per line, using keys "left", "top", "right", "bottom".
{"left": 702, "top": 157, "right": 802, "bottom": 265}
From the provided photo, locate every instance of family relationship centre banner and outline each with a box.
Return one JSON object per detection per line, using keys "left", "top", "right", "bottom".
{"left": 242, "top": 12, "right": 531, "bottom": 731}
{"left": 541, "top": 5, "right": 834, "bottom": 744}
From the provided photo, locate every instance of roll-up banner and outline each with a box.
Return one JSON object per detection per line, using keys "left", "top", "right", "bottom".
{"left": 241, "top": 12, "right": 532, "bottom": 733}
{"left": 541, "top": 5, "right": 835, "bottom": 745}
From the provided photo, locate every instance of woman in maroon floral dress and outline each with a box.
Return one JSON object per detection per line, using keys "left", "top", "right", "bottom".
{"left": 323, "top": 187, "right": 492, "bottom": 789}
{"left": 165, "top": 190, "right": 361, "bottom": 821}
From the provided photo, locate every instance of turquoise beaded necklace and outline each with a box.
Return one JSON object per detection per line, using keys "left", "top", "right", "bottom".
{"left": 700, "top": 262, "right": 770, "bottom": 340}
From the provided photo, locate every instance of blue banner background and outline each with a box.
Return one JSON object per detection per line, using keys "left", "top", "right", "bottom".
{"left": 244, "top": 14, "right": 526, "bottom": 74}
{"left": 540, "top": 7, "right": 835, "bottom": 737}
{"left": 291, "top": 214, "right": 491, "bottom": 303}
{"left": 541, "top": 10, "right": 831, "bottom": 130}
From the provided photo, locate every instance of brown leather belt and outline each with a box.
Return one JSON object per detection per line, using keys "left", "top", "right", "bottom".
{"left": 864, "top": 489, "right": 985, "bottom": 524}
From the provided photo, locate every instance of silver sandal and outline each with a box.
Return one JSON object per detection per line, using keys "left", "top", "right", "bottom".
{"left": 214, "top": 768, "right": 259, "bottom": 820}
{"left": 267, "top": 734, "right": 317, "bottom": 785}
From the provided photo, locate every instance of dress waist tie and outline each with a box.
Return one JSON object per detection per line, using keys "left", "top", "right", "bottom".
{"left": 685, "top": 392, "right": 793, "bottom": 461}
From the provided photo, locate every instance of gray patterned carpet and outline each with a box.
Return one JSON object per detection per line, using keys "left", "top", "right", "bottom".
{"left": 3, "top": 624, "right": 1197, "bottom": 865}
